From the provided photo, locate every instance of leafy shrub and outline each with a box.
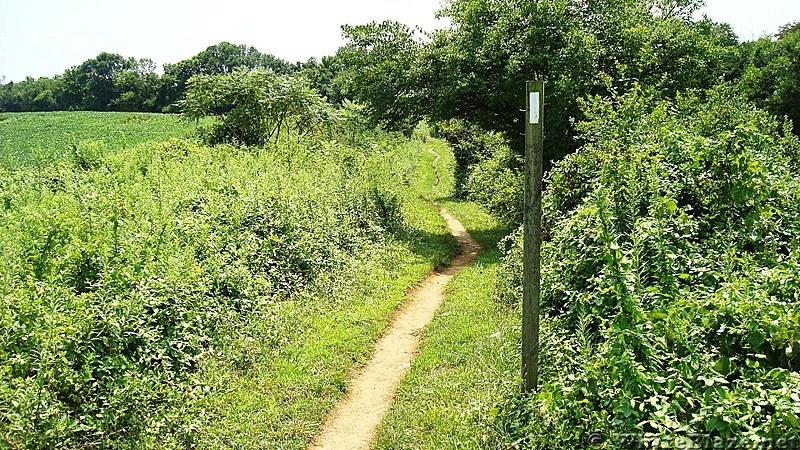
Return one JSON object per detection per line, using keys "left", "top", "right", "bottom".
{"left": 495, "top": 85, "right": 800, "bottom": 447}
{"left": 68, "top": 139, "right": 105, "bottom": 170}
{"left": 436, "top": 119, "right": 509, "bottom": 198}
{"left": 181, "top": 68, "right": 336, "bottom": 147}
{"left": 464, "top": 143, "right": 524, "bottom": 224}
{"left": 435, "top": 119, "right": 524, "bottom": 224}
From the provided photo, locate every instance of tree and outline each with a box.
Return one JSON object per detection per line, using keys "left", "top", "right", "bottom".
{"left": 777, "top": 21, "right": 800, "bottom": 40}
{"left": 1, "top": 45, "right": 300, "bottom": 113}
{"left": 162, "top": 42, "right": 294, "bottom": 110}
{"left": 339, "top": 0, "right": 739, "bottom": 162}
{"left": 64, "top": 52, "right": 132, "bottom": 110}
{"left": 336, "top": 21, "right": 424, "bottom": 134}
{"left": 54, "top": 53, "right": 165, "bottom": 112}
{"left": 180, "top": 68, "right": 332, "bottom": 146}
{"left": 738, "top": 22, "right": 800, "bottom": 134}
{"left": 297, "top": 55, "right": 346, "bottom": 105}
{"left": 111, "top": 59, "right": 160, "bottom": 111}
{"left": 0, "top": 76, "right": 63, "bottom": 111}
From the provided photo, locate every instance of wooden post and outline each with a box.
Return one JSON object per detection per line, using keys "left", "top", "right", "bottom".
{"left": 522, "top": 81, "right": 543, "bottom": 393}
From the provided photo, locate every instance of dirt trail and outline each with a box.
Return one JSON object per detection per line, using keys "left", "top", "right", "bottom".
{"left": 308, "top": 150, "right": 480, "bottom": 450}
{"left": 427, "top": 147, "right": 441, "bottom": 186}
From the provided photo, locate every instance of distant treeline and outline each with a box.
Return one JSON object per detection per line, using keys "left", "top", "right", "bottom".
{"left": 2, "top": 16, "right": 798, "bottom": 151}
{"left": 0, "top": 42, "right": 343, "bottom": 113}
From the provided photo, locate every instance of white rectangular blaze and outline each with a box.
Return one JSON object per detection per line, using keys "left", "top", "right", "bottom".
{"left": 529, "top": 92, "right": 540, "bottom": 124}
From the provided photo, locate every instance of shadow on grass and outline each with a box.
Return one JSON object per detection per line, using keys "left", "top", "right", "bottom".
{"left": 438, "top": 195, "right": 515, "bottom": 248}
{"left": 403, "top": 194, "right": 515, "bottom": 271}
{"left": 396, "top": 226, "right": 460, "bottom": 271}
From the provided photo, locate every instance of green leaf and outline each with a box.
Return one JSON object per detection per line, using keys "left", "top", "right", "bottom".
{"left": 650, "top": 310, "right": 668, "bottom": 320}
{"left": 713, "top": 355, "right": 731, "bottom": 375}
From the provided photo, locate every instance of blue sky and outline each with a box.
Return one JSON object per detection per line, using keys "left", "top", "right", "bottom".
{"left": 1, "top": 0, "right": 798, "bottom": 83}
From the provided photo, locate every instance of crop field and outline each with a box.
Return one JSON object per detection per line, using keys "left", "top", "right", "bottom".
{"left": 0, "top": 112, "right": 195, "bottom": 169}
{"left": 0, "top": 112, "right": 458, "bottom": 448}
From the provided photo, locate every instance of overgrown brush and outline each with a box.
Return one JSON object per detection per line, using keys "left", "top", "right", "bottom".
{"left": 436, "top": 119, "right": 524, "bottom": 224}
{"left": 495, "top": 85, "right": 800, "bottom": 447}
{"left": 0, "top": 131, "right": 416, "bottom": 448}
{"left": 181, "top": 68, "right": 349, "bottom": 147}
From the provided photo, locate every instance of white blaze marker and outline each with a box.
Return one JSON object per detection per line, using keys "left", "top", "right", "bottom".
{"left": 529, "top": 92, "right": 540, "bottom": 124}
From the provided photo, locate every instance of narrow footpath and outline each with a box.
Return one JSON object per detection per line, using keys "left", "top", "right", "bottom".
{"left": 308, "top": 150, "right": 480, "bottom": 450}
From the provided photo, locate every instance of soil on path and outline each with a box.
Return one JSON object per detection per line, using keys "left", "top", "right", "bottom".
{"left": 308, "top": 150, "right": 480, "bottom": 450}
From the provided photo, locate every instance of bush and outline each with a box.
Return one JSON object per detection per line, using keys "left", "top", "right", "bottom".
{"left": 464, "top": 143, "right": 523, "bottom": 224}
{"left": 436, "top": 119, "right": 509, "bottom": 198}
{"left": 495, "top": 85, "right": 800, "bottom": 447}
{"left": 435, "top": 119, "right": 524, "bottom": 224}
{"left": 180, "top": 68, "right": 335, "bottom": 147}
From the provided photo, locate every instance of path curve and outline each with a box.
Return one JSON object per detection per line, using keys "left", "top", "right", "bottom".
{"left": 427, "top": 147, "right": 441, "bottom": 187}
{"left": 308, "top": 150, "right": 480, "bottom": 450}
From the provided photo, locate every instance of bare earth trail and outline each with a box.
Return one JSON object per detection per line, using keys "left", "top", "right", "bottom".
{"left": 308, "top": 149, "right": 480, "bottom": 450}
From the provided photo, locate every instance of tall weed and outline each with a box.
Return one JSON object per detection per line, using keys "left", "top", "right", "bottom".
{"left": 495, "top": 85, "right": 800, "bottom": 446}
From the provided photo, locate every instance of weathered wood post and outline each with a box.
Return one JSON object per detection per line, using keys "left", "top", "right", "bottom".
{"left": 522, "top": 80, "right": 543, "bottom": 393}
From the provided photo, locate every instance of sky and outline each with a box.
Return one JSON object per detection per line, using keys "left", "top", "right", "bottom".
{"left": 0, "top": 0, "right": 798, "bottom": 83}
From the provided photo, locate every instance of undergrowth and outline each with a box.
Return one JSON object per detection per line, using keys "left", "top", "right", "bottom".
{"left": 496, "top": 85, "right": 800, "bottom": 447}
{"left": 0, "top": 117, "right": 455, "bottom": 448}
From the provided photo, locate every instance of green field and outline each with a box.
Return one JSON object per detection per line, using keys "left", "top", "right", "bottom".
{"left": 0, "top": 112, "right": 457, "bottom": 448}
{"left": 0, "top": 112, "right": 195, "bottom": 168}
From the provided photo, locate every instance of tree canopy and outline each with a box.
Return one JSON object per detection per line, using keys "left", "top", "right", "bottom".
{"left": 337, "top": 0, "right": 741, "bottom": 161}
{"left": 160, "top": 42, "right": 295, "bottom": 110}
{"left": 737, "top": 23, "right": 800, "bottom": 133}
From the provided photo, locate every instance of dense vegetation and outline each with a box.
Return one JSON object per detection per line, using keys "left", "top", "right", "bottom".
{"left": 495, "top": 86, "right": 800, "bottom": 446}
{"left": 337, "top": 0, "right": 739, "bottom": 159}
{"left": 3, "top": 0, "right": 800, "bottom": 447}
{"left": 334, "top": 0, "right": 800, "bottom": 447}
{"left": 368, "top": 88, "right": 800, "bottom": 449}
{"left": 336, "top": 2, "right": 799, "bottom": 194}
{"left": 0, "top": 107, "right": 457, "bottom": 447}
{"left": 179, "top": 68, "right": 339, "bottom": 147}
{"left": 737, "top": 22, "right": 800, "bottom": 133}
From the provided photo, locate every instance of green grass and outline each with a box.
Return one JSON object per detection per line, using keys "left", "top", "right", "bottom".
{"left": 373, "top": 154, "right": 519, "bottom": 449}
{"left": 0, "top": 111, "right": 194, "bottom": 168}
{"left": 400, "top": 137, "right": 459, "bottom": 267}
{"left": 187, "top": 243, "right": 438, "bottom": 448}
{"left": 165, "top": 137, "right": 461, "bottom": 449}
